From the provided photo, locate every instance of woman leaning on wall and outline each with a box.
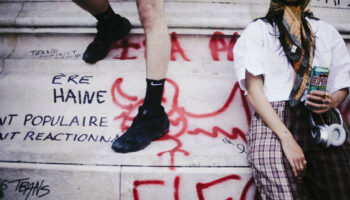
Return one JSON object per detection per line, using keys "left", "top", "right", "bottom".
{"left": 233, "top": 0, "right": 350, "bottom": 199}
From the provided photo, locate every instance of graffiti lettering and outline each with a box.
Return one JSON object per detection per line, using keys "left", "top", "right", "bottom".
{"left": 133, "top": 180, "right": 165, "bottom": 200}
{"left": 109, "top": 32, "right": 241, "bottom": 62}
{"left": 0, "top": 114, "right": 18, "bottom": 126}
{"left": 52, "top": 73, "right": 93, "bottom": 85}
{"left": 53, "top": 88, "right": 107, "bottom": 104}
{"left": 317, "top": 0, "right": 340, "bottom": 6}
{"left": 0, "top": 177, "right": 50, "bottom": 200}
{"left": 22, "top": 131, "right": 113, "bottom": 143}
{"left": 110, "top": 38, "right": 141, "bottom": 60}
{"left": 0, "top": 131, "right": 21, "bottom": 141}
{"left": 132, "top": 175, "right": 256, "bottom": 200}
{"left": 222, "top": 137, "right": 247, "bottom": 154}
{"left": 171, "top": 32, "right": 191, "bottom": 61}
{"left": 196, "top": 174, "right": 241, "bottom": 200}
{"left": 30, "top": 49, "right": 80, "bottom": 59}
{"left": 51, "top": 73, "right": 106, "bottom": 104}
{"left": 23, "top": 114, "right": 108, "bottom": 127}
{"left": 209, "top": 32, "right": 239, "bottom": 61}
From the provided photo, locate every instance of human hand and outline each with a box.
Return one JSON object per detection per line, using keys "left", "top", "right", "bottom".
{"left": 306, "top": 91, "right": 335, "bottom": 114}
{"left": 280, "top": 135, "right": 307, "bottom": 178}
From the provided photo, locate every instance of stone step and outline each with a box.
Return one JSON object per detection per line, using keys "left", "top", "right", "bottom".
{"left": 0, "top": 31, "right": 243, "bottom": 60}
{"left": 1, "top": 1, "right": 350, "bottom": 36}
{"left": 0, "top": 162, "right": 255, "bottom": 200}
{"left": 1, "top": 1, "right": 350, "bottom": 199}
{"left": 0, "top": 58, "right": 254, "bottom": 199}
{"left": 0, "top": 59, "right": 251, "bottom": 167}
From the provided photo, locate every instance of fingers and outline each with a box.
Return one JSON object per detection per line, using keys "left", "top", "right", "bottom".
{"left": 288, "top": 158, "right": 298, "bottom": 177}
{"left": 306, "top": 100, "right": 329, "bottom": 110}
{"left": 309, "top": 90, "right": 328, "bottom": 97}
{"left": 306, "top": 91, "right": 332, "bottom": 114}
{"left": 289, "top": 157, "right": 307, "bottom": 178}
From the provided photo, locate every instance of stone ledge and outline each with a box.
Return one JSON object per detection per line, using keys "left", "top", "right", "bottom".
{"left": 1, "top": 1, "right": 350, "bottom": 34}
{"left": 0, "top": 59, "right": 250, "bottom": 167}
{"left": 0, "top": 162, "right": 255, "bottom": 200}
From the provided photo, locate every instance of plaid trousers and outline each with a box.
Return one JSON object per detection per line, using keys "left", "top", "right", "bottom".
{"left": 247, "top": 101, "right": 350, "bottom": 200}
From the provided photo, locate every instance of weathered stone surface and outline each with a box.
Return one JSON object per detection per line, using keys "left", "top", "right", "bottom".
{"left": 1, "top": 1, "right": 350, "bottom": 200}
{"left": 0, "top": 163, "right": 121, "bottom": 200}
{"left": 0, "top": 59, "right": 250, "bottom": 167}
{"left": 0, "top": 163, "right": 255, "bottom": 200}
{"left": 1, "top": 1, "right": 350, "bottom": 32}
{"left": 120, "top": 167, "right": 255, "bottom": 200}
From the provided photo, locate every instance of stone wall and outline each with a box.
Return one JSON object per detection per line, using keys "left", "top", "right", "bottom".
{"left": 1, "top": 0, "right": 350, "bottom": 199}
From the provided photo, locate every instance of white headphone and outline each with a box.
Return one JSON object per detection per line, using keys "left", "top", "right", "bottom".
{"left": 310, "top": 109, "right": 346, "bottom": 148}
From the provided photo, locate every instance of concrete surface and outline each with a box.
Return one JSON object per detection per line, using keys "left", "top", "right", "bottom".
{"left": 1, "top": 0, "right": 350, "bottom": 200}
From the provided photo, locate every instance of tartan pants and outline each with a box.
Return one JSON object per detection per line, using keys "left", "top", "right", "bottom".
{"left": 247, "top": 101, "right": 350, "bottom": 200}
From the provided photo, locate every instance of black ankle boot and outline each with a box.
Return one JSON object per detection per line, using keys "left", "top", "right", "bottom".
{"left": 83, "top": 14, "right": 131, "bottom": 64}
{"left": 111, "top": 106, "right": 170, "bottom": 153}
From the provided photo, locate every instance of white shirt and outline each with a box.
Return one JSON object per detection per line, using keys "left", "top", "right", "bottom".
{"left": 233, "top": 18, "right": 350, "bottom": 102}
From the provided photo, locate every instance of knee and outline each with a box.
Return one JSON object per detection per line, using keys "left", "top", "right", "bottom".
{"left": 137, "top": 2, "right": 159, "bottom": 32}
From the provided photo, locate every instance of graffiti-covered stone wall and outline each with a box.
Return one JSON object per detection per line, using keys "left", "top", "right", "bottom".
{"left": 0, "top": 0, "right": 350, "bottom": 200}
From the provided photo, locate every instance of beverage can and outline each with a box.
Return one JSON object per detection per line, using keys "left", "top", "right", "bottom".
{"left": 305, "top": 66, "right": 329, "bottom": 110}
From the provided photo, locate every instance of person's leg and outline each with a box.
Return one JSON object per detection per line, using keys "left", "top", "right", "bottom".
{"left": 111, "top": 0, "right": 170, "bottom": 153}
{"left": 73, "top": 0, "right": 108, "bottom": 15}
{"left": 285, "top": 104, "right": 350, "bottom": 200}
{"left": 247, "top": 102, "right": 295, "bottom": 200}
{"left": 72, "top": 0, "right": 131, "bottom": 64}
{"left": 301, "top": 118, "right": 350, "bottom": 200}
{"left": 137, "top": 0, "right": 170, "bottom": 80}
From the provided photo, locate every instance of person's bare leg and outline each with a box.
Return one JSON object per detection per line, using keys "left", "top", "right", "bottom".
{"left": 72, "top": 0, "right": 108, "bottom": 16}
{"left": 137, "top": 0, "right": 170, "bottom": 80}
{"left": 111, "top": 0, "right": 170, "bottom": 153}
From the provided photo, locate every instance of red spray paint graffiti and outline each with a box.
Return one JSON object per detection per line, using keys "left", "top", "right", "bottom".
{"left": 109, "top": 32, "right": 240, "bottom": 62}
{"left": 171, "top": 32, "right": 191, "bottom": 61}
{"left": 209, "top": 32, "right": 239, "bottom": 61}
{"left": 132, "top": 175, "right": 256, "bottom": 200}
{"left": 111, "top": 78, "right": 251, "bottom": 169}
{"left": 174, "top": 176, "right": 180, "bottom": 200}
{"left": 133, "top": 180, "right": 165, "bottom": 200}
{"left": 109, "top": 32, "right": 191, "bottom": 61}
{"left": 196, "top": 174, "right": 241, "bottom": 200}
{"left": 110, "top": 37, "right": 141, "bottom": 60}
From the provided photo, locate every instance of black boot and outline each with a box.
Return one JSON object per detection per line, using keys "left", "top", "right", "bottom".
{"left": 0, "top": 184, "right": 4, "bottom": 199}
{"left": 83, "top": 14, "right": 131, "bottom": 64}
{"left": 112, "top": 106, "right": 170, "bottom": 153}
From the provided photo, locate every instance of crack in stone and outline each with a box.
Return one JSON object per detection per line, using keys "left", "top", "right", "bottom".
{"left": 4, "top": 2, "right": 24, "bottom": 59}
{"left": 12, "top": 1, "right": 25, "bottom": 26}
{"left": 4, "top": 35, "right": 18, "bottom": 60}
{"left": 0, "top": 59, "right": 4, "bottom": 73}
{"left": 119, "top": 166, "right": 122, "bottom": 200}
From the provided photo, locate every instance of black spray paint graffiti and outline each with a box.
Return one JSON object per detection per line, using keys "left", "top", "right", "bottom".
{"left": 30, "top": 49, "right": 81, "bottom": 59}
{"left": 317, "top": 0, "right": 350, "bottom": 6}
{"left": 0, "top": 178, "right": 50, "bottom": 200}
{"left": 0, "top": 130, "right": 115, "bottom": 143}
{"left": 222, "top": 137, "right": 247, "bottom": 154}
{"left": 51, "top": 73, "right": 107, "bottom": 105}
{"left": 0, "top": 113, "right": 114, "bottom": 143}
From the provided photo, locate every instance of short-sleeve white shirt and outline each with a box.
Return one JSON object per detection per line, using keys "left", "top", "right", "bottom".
{"left": 233, "top": 18, "right": 350, "bottom": 102}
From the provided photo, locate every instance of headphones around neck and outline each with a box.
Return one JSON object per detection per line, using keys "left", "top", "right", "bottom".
{"left": 310, "top": 109, "right": 346, "bottom": 148}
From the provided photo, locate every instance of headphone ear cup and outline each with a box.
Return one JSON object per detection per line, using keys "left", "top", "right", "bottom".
{"left": 313, "top": 124, "right": 329, "bottom": 147}
{"left": 322, "top": 125, "right": 332, "bottom": 148}
{"left": 327, "top": 124, "right": 346, "bottom": 147}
